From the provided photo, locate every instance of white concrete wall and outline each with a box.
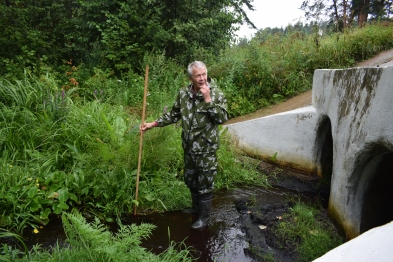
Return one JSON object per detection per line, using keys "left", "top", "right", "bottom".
{"left": 225, "top": 106, "right": 318, "bottom": 173}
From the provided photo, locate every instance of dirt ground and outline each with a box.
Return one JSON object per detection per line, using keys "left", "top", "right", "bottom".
{"left": 225, "top": 50, "right": 393, "bottom": 261}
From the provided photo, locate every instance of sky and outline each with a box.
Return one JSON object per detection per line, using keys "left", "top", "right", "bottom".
{"left": 236, "top": 0, "right": 306, "bottom": 38}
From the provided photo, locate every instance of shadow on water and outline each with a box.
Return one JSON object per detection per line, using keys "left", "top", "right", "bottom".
{"left": 12, "top": 185, "right": 324, "bottom": 261}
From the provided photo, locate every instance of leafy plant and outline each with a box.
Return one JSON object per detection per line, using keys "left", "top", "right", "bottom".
{"left": 0, "top": 210, "right": 194, "bottom": 261}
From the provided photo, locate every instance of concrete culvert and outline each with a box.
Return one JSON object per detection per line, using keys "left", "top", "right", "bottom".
{"left": 360, "top": 151, "right": 393, "bottom": 233}
{"left": 315, "top": 117, "right": 333, "bottom": 190}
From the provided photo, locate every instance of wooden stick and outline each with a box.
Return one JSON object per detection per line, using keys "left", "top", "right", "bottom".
{"left": 134, "top": 65, "right": 149, "bottom": 216}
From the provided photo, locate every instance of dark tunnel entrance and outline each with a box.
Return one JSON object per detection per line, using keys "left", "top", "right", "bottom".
{"left": 316, "top": 117, "right": 333, "bottom": 208}
{"left": 360, "top": 152, "right": 393, "bottom": 233}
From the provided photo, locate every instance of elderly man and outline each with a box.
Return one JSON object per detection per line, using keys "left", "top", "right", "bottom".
{"left": 140, "top": 61, "right": 229, "bottom": 229}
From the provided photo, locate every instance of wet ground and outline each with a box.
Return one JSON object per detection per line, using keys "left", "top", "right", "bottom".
{"left": 12, "top": 161, "right": 334, "bottom": 262}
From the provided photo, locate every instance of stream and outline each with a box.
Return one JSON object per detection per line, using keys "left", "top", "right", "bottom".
{"left": 17, "top": 180, "right": 327, "bottom": 262}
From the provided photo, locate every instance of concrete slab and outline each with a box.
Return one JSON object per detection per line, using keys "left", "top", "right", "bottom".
{"left": 314, "top": 221, "right": 393, "bottom": 262}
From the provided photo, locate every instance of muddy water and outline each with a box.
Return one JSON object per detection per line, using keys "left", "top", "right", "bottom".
{"left": 18, "top": 186, "right": 317, "bottom": 261}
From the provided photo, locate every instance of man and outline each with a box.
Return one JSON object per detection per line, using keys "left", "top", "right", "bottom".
{"left": 140, "top": 61, "right": 229, "bottom": 229}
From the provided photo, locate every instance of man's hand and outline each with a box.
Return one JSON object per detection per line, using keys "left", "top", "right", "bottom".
{"left": 199, "top": 83, "right": 211, "bottom": 103}
{"left": 140, "top": 122, "right": 157, "bottom": 133}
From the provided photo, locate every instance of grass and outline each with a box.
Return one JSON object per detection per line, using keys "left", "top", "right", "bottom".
{"left": 273, "top": 202, "right": 343, "bottom": 261}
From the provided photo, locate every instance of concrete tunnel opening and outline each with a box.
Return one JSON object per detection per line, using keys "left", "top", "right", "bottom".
{"left": 359, "top": 151, "right": 393, "bottom": 234}
{"left": 315, "top": 116, "right": 333, "bottom": 208}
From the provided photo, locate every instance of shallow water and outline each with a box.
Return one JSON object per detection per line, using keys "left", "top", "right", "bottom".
{"left": 17, "top": 186, "right": 316, "bottom": 261}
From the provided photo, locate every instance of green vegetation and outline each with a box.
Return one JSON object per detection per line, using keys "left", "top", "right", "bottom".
{"left": 1, "top": 1, "right": 392, "bottom": 258}
{"left": 0, "top": 70, "right": 268, "bottom": 236}
{"left": 211, "top": 23, "right": 393, "bottom": 116}
{"left": 274, "top": 202, "right": 343, "bottom": 262}
{"left": 1, "top": 210, "right": 193, "bottom": 261}
{"left": 0, "top": 0, "right": 255, "bottom": 77}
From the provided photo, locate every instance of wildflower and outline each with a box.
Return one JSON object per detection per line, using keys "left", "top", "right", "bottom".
{"left": 28, "top": 177, "right": 32, "bottom": 181}
{"left": 36, "top": 179, "right": 38, "bottom": 183}
{"left": 33, "top": 228, "right": 39, "bottom": 234}
{"left": 36, "top": 183, "right": 39, "bottom": 187}
{"left": 9, "top": 164, "right": 12, "bottom": 168}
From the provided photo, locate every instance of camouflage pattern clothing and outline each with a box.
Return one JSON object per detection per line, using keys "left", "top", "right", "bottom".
{"left": 183, "top": 152, "right": 217, "bottom": 194}
{"left": 156, "top": 78, "right": 228, "bottom": 194}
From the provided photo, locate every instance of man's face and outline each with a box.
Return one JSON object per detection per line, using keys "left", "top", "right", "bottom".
{"left": 190, "top": 66, "right": 207, "bottom": 91}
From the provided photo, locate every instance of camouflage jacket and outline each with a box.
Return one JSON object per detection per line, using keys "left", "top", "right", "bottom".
{"left": 156, "top": 78, "right": 229, "bottom": 154}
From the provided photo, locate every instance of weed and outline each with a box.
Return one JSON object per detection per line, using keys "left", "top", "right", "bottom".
{"left": 273, "top": 202, "right": 343, "bottom": 261}
{"left": 247, "top": 194, "right": 257, "bottom": 207}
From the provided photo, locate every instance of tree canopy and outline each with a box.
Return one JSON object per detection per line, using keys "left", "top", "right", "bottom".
{"left": 301, "top": 0, "right": 393, "bottom": 31}
{"left": 0, "top": 0, "right": 256, "bottom": 76}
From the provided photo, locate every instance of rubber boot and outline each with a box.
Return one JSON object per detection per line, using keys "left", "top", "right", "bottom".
{"left": 182, "top": 193, "right": 199, "bottom": 214}
{"left": 191, "top": 195, "right": 212, "bottom": 229}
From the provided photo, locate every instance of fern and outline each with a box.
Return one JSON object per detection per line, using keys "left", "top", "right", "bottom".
{"left": 58, "top": 210, "right": 193, "bottom": 262}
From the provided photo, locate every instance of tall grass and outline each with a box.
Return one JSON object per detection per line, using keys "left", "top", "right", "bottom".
{"left": 210, "top": 22, "right": 393, "bottom": 116}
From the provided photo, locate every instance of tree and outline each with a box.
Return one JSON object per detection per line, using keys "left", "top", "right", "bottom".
{"left": 301, "top": 0, "right": 392, "bottom": 31}
{"left": 0, "top": 0, "right": 257, "bottom": 76}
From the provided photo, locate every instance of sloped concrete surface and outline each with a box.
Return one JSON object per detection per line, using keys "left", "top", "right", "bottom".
{"left": 314, "top": 221, "right": 393, "bottom": 262}
{"left": 226, "top": 106, "right": 318, "bottom": 173}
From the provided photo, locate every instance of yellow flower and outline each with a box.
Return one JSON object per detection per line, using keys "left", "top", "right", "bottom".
{"left": 9, "top": 165, "right": 12, "bottom": 168}
{"left": 36, "top": 179, "right": 38, "bottom": 183}
{"left": 33, "top": 228, "right": 39, "bottom": 234}
{"left": 36, "top": 184, "right": 39, "bottom": 187}
{"left": 28, "top": 177, "right": 32, "bottom": 181}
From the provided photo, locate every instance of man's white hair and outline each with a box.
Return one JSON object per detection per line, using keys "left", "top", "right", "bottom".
{"left": 187, "top": 61, "right": 207, "bottom": 77}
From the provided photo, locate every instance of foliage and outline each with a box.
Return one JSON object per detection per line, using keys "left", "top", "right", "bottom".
{"left": 216, "top": 128, "right": 269, "bottom": 189}
{"left": 1, "top": 17, "right": 393, "bottom": 258}
{"left": 0, "top": 210, "right": 193, "bottom": 261}
{"left": 301, "top": 0, "right": 392, "bottom": 30}
{"left": 211, "top": 22, "right": 393, "bottom": 116}
{"left": 0, "top": 71, "right": 268, "bottom": 233}
{"left": 274, "top": 202, "right": 343, "bottom": 261}
{"left": 0, "top": 0, "right": 256, "bottom": 76}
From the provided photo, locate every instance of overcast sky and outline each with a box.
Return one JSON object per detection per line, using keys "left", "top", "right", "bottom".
{"left": 236, "top": 0, "right": 305, "bottom": 38}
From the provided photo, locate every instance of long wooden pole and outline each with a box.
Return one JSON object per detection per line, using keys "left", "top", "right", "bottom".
{"left": 134, "top": 65, "right": 149, "bottom": 216}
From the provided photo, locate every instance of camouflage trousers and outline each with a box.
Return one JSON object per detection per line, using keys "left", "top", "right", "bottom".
{"left": 183, "top": 152, "right": 217, "bottom": 195}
